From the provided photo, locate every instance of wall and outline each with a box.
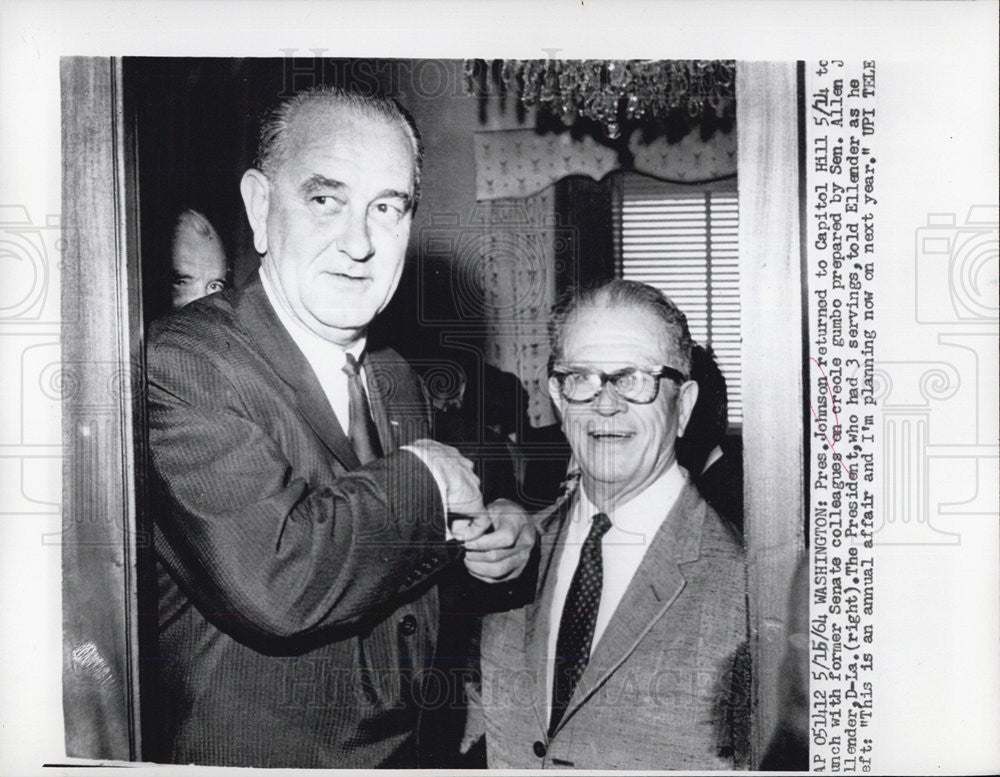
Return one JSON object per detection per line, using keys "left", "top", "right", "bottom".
{"left": 387, "top": 60, "right": 545, "bottom": 427}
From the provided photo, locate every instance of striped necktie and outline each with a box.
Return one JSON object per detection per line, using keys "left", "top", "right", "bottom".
{"left": 342, "top": 352, "right": 383, "bottom": 464}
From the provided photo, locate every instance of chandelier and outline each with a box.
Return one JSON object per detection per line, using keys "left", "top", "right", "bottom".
{"left": 464, "top": 59, "right": 735, "bottom": 139}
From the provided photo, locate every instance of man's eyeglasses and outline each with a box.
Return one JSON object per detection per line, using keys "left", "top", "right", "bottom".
{"left": 548, "top": 365, "right": 688, "bottom": 405}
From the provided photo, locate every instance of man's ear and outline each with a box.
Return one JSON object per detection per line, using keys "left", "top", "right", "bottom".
{"left": 675, "top": 380, "right": 699, "bottom": 438}
{"left": 240, "top": 169, "right": 270, "bottom": 255}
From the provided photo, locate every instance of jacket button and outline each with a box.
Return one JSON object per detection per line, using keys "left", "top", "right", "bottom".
{"left": 398, "top": 614, "right": 417, "bottom": 637}
{"left": 533, "top": 740, "right": 546, "bottom": 758}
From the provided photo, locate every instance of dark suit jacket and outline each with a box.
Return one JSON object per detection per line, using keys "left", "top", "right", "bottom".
{"left": 695, "top": 448, "right": 745, "bottom": 536}
{"left": 481, "top": 480, "right": 750, "bottom": 770}
{"left": 146, "top": 272, "right": 456, "bottom": 768}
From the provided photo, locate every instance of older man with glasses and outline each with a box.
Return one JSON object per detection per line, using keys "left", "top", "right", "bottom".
{"left": 479, "top": 279, "right": 750, "bottom": 770}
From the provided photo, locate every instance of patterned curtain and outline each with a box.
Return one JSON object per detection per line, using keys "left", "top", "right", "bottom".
{"left": 479, "top": 189, "right": 558, "bottom": 429}
{"left": 475, "top": 128, "right": 736, "bottom": 201}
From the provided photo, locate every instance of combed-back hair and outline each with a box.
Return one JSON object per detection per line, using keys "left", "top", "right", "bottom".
{"left": 548, "top": 279, "right": 694, "bottom": 377}
{"left": 171, "top": 208, "right": 223, "bottom": 248}
{"left": 255, "top": 85, "right": 423, "bottom": 209}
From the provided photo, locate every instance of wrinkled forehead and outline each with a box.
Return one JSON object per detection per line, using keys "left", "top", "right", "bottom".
{"left": 283, "top": 104, "right": 414, "bottom": 177}
{"left": 559, "top": 303, "right": 681, "bottom": 368}
{"left": 171, "top": 234, "right": 226, "bottom": 269}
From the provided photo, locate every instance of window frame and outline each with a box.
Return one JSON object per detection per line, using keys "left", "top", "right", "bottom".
{"left": 613, "top": 172, "right": 743, "bottom": 429}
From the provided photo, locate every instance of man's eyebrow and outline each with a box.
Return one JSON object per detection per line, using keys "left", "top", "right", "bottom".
{"left": 374, "top": 189, "right": 413, "bottom": 210}
{"left": 297, "top": 177, "right": 412, "bottom": 210}
{"left": 298, "top": 174, "right": 347, "bottom": 196}
{"left": 557, "top": 363, "right": 635, "bottom": 371}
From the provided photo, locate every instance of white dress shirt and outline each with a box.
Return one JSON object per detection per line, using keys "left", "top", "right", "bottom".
{"left": 260, "top": 270, "right": 449, "bottom": 518}
{"left": 261, "top": 270, "right": 364, "bottom": 433}
{"left": 545, "top": 463, "right": 687, "bottom": 722}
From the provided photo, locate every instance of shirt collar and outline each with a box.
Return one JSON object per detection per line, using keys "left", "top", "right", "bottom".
{"left": 612, "top": 463, "right": 686, "bottom": 530}
{"left": 576, "top": 463, "right": 687, "bottom": 539}
{"left": 260, "top": 268, "right": 366, "bottom": 364}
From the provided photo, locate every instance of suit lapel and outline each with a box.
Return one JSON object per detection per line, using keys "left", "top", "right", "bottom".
{"left": 235, "top": 271, "right": 361, "bottom": 470}
{"left": 555, "top": 481, "right": 708, "bottom": 735}
{"left": 525, "top": 495, "right": 575, "bottom": 739}
{"left": 362, "top": 347, "right": 429, "bottom": 453}
{"left": 364, "top": 353, "right": 394, "bottom": 454}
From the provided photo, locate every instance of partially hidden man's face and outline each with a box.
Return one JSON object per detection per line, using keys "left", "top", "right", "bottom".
{"left": 241, "top": 106, "right": 414, "bottom": 346}
{"left": 551, "top": 305, "right": 698, "bottom": 509}
{"left": 170, "top": 215, "right": 228, "bottom": 310}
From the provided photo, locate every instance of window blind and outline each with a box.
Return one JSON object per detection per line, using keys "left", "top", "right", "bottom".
{"left": 616, "top": 174, "right": 742, "bottom": 426}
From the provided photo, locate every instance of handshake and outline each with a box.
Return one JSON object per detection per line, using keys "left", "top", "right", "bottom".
{"left": 406, "top": 439, "right": 537, "bottom": 584}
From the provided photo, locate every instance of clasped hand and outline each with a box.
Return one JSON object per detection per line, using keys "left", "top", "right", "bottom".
{"left": 452, "top": 498, "right": 535, "bottom": 583}
{"left": 406, "top": 439, "right": 535, "bottom": 583}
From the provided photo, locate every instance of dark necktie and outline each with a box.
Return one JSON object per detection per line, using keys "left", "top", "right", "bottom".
{"left": 342, "top": 352, "right": 383, "bottom": 465}
{"left": 550, "top": 511, "right": 613, "bottom": 736}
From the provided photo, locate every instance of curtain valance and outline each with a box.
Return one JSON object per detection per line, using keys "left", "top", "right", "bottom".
{"left": 474, "top": 128, "right": 736, "bottom": 201}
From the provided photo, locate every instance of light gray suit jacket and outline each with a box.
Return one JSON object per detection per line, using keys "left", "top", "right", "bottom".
{"left": 481, "top": 479, "right": 750, "bottom": 770}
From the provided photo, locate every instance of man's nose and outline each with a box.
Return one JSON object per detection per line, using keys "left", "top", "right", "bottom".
{"left": 592, "top": 382, "right": 626, "bottom": 416}
{"left": 338, "top": 209, "right": 374, "bottom": 261}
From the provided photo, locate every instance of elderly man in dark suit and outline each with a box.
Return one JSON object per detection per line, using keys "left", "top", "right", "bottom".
{"left": 147, "top": 87, "right": 533, "bottom": 768}
{"left": 480, "top": 280, "right": 749, "bottom": 769}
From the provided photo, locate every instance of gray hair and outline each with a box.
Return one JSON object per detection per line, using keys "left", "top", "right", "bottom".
{"left": 255, "top": 85, "right": 423, "bottom": 209}
{"left": 548, "top": 279, "right": 694, "bottom": 376}
{"left": 171, "top": 208, "right": 222, "bottom": 247}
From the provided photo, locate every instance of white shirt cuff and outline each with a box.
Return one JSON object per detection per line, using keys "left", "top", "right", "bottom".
{"left": 400, "top": 444, "right": 454, "bottom": 540}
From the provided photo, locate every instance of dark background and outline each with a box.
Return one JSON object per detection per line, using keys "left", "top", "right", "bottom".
{"left": 131, "top": 57, "right": 616, "bottom": 348}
